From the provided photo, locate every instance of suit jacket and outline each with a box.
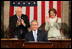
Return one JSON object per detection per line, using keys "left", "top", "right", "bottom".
{"left": 9, "top": 14, "right": 30, "bottom": 39}
{"left": 25, "top": 29, "right": 48, "bottom": 42}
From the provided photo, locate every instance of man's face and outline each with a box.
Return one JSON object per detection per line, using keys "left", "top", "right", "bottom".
{"left": 15, "top": 7, "right": 22, "bottom": 17}
{"left": 16, "top": 10, "right": 22, "bottom": 17}
{"left": 31, "top": 22, "right": 38, "bottom": 31}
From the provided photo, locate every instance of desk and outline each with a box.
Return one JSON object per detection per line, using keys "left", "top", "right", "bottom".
{"left": 24, "top": 42, "right": 53, "bottom": 48}
{"left": 1, "top": 39, "right": 71, "bottom": 48}
{"left": 1, "top": 39, "right": 25, "bottom": 48}
{"left": 49, "top": 40, "right": 71, "bottom": 48}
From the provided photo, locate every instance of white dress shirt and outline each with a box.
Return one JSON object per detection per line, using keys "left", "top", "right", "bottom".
{"left": 32, "top": 30, "right": 38, "bottom": 38}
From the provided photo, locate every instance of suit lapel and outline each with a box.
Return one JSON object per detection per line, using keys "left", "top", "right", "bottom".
{"left": 21, "top": 14, "right": 23, "bottom": 19}
{"left": 30, "top": 30, "right": 41, "bottom": 41}
{"left": 37, "top": 30, "right": 41, "bottom": 41}
{"left": 15, "top": 14, "right": 18, "bottom": 20}
{"left": 30, "top": 31, "right": 35, "bottom": 41}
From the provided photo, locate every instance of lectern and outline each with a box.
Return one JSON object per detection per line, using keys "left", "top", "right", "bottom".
{"left": 24, "top": 42, "right": 53, "bottom": 48}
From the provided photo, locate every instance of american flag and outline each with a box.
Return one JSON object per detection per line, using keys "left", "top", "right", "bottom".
{"left": 10, "top": 1, "right": 61, "bottom": 27}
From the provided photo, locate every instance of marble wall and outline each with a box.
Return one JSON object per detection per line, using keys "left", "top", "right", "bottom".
{"left": 1, "top": 1, "right": 4, "bottom": 38}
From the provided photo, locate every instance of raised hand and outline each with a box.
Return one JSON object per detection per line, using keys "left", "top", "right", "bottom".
{"left": 46, "top": 16, "right": 50, "bottom": 24}
{"left": 21, "top": 19, "right": 26, "bottom": 26}
{"left": 56, "top": 17, "right": 59, "bottom": 23}
{"left": 16, "top": 20, "right": 21, "bottom": 26}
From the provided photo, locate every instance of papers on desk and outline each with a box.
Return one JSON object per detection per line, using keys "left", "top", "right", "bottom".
{"left": 11, "top": 38, "right": 19, "bottom": 40}
{"left": 48, "top": 36, "right": 66, "bottom": 40}
{"left": 28, "top": 41, "right": 48, "bottom": 42}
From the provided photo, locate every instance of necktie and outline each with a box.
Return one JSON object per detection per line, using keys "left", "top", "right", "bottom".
{"left": 18, "top": 18, "right": 21, "bottom": 22}
{"left": 34, "top": 31, "right": 37, "bottom": 42}
{"left": 18, "top": 18, "right": 22, "bottom": 34}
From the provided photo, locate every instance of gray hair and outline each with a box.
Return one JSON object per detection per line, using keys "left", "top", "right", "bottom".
{"left": 30, "top": 20, "right": 38, "bottom": 25}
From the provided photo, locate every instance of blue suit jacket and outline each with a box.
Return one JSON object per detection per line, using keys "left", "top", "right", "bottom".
{"left": 25, "top": 29, "right": 48, "bottom": 42}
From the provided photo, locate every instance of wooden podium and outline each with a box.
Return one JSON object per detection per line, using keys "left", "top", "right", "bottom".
{"left": 24, "top": 42, "right": 53, "bottom": 48}
{"left": 1, "top": 39, "right": 71, "bottom": 48}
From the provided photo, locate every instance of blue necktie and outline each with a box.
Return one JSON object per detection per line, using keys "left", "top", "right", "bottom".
{"left": 34, "top": 31, "right": 37, "bottom": 42}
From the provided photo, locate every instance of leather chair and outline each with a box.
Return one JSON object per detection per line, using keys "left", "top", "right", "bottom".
{"left": 38, "top": 23, "right": 48, "bottom": 36}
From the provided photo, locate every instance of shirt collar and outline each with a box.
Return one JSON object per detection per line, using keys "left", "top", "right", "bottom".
{"left": 32, "top": 29, "right": 38, "bottom": 34}
{"left": 16, "top": 15, "right": 21, "bottom": 19}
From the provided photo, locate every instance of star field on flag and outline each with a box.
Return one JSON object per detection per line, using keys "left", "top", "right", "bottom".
{"left": 10, "top": 1, "right": 37, "bottom": 6}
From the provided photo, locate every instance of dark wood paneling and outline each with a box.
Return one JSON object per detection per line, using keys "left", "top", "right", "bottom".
{"left": 1, "top": 39, "right": 71, "bottom": 48}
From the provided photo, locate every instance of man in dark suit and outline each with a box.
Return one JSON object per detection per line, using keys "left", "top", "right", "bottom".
{"left": 25, "top": 20, "right": 48, "bottom": 42}
{"left": 9, "top": 7, "right": 30, "bottom": 39}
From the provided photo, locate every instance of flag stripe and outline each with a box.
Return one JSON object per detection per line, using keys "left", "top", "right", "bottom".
{"left": 57, "top": 1, "right": 61, "bottom": 33}
{"left": 37, "top": 1, "right": 41, "bottom": 27}
{"left": 26, "top": 7, "right": 30, "bottom": 21}
{"left": 30, "top": 7, "right": 34, "bottom": 23}
{"left": 45, "top": 1, "right": 49, "bottom": 21}
{"left": 53, "top": 1, "right": 57, "bottom": 17}
{"left": 49, "top": 1, "right": 53, "bottom": 18}
{"left": 10, "top": 6, "right": 14, "bottom": 17}
{"left": 53, "top": 1, "right": 57, "bottom": 11}
{"left": 57, "top": 1, "right": 61, "bottom": 18}
{"left": 49, "top": 1, "right": 53, "bottom": 9}
{"left": 34, "top": 6, "right": 37, "bottom": 21}
{"left": 41, "top": 1, "right": 45, "bottom": 24}
{"left": 22, "top": 7, "right": 26, "bottom": 14}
